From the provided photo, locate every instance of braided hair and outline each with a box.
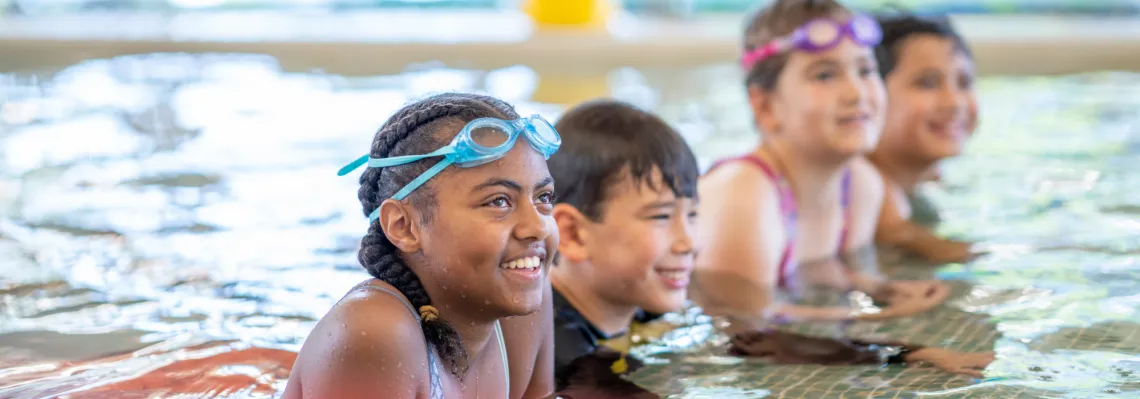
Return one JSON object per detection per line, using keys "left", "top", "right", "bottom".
{"left": 356, "top": 92, "right": 519, "bottom": 377}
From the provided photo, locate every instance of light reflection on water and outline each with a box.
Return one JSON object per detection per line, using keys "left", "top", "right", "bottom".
{"left": 1, "top": 54, "right": 1139, "bottom": 398}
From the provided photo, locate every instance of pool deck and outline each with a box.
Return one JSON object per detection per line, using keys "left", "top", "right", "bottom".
{"left": 1, "top": 11, "right": 1139, "bottom": 75}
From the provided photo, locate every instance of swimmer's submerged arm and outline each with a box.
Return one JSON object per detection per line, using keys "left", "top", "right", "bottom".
{"left": 840, "top": 245, "right": 889, "bottom": 297}
{"left": 879, "top": 217, "right": 973, "bottom": 261}
{"left": 298, "top": 295, "right": 429, "bottom": 399}
{"left": 873, "top": 162, "right": 973, "bottom": 262}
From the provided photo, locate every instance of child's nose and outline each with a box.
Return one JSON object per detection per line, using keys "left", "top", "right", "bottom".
{"left": 514, "top": 202, "right": 552, "bottom": 241}
{"left": 673, "top": 219, "right": 696, "bottom": 254}
{"left": 938, "top": 86, "right": 969, "bottom": 113}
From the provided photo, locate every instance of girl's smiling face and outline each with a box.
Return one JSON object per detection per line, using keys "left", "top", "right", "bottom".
{"left": 402, "top": 129, "right": 559, "bottom": 319}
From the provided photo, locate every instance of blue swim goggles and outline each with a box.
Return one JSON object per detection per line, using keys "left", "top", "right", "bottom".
{"left": 338, "top": 114, "right": 562, "bottom": 221}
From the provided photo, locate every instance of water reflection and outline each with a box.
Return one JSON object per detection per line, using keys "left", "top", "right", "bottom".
{"left": 2, "top": 54, "right": 1140, "bottom": 398}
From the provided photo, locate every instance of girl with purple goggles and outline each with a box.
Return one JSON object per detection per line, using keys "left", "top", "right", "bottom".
{"left": 741, "top": 13, "right": 883, "bottom": 70}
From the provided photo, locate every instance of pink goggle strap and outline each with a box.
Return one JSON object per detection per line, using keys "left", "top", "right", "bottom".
{"left": 741, "top": 39, "right": 788, "bottom": 70}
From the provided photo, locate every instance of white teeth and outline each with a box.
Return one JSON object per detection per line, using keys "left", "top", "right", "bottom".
{"left": 659, "top": 270, "right": 686, "bottom": 279}
{"left": 500, "top": 256, "right": 540, "bottom": 269}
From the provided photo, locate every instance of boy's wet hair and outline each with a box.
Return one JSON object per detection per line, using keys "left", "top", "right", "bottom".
{"left": 873, "top": 13, "right": 973, "bottom": 78}
{"left": 743, "top": 0, "right": 851, "bottom": 91}
{"left": 550, "top": 99, "right": 698, "bottom": 221}
{"left": 356, "top": 92, "right": 518, "bottom": 377}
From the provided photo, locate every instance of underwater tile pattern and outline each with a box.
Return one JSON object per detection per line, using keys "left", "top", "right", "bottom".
{"left": 618, "top": 67, "right": 1140, "bottom": 398}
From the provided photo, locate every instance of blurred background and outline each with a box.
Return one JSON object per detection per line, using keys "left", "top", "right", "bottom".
{"left": 2, "top": 1, "right": 1140, "bottom": 398}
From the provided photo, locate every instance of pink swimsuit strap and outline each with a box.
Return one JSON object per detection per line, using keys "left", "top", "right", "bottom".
{"left": 707, "top": 154, "right": 852, "bottom": 289}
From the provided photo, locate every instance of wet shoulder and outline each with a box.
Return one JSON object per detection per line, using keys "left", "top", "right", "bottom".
{"left": 294, "top": 281, "right": 431, "bottom": 398}
{"left": 700, "top": 159, "right": 780, "bottom": 210}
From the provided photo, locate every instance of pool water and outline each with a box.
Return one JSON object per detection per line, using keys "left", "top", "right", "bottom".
{"left": 1, "top": 54, "right": 1139, "bottom": 398}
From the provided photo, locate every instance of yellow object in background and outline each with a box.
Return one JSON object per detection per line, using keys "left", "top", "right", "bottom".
{"left": 529, "top": 71, "right": 610, "bottom": 106}
{"left": 524, "top": 0, "right": 612, "bottom": 29}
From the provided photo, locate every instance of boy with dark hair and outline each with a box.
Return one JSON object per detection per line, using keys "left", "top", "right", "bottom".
{"left": 547, "top": 99, "right": 699, "bottom": 381}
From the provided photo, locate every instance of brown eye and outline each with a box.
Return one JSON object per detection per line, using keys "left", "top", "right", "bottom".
{"left": 487, "top": 196, "right": 511, "bottom": 208}
{"left": 536, "top": 192, "right": 556, "bottom": 204}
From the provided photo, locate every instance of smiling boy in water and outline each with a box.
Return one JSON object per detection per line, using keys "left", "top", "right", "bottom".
{"left": 545, "top": 100, "right": 698, "bottom": 393}
{"left": 870, "top": 13, "right": 980, "bottom": 263}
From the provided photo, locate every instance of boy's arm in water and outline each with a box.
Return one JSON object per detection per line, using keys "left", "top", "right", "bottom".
{"left": 287, "top": 291, "right": 430, "bottom": 399}
{"left": 692, "top": 164, "right": 857, "bottom": 324}
{"left": 502, "top": 282, "right": 555, "bottom": 399}
{"left": 874, "top": 164, "right": 974, "bottom": 263}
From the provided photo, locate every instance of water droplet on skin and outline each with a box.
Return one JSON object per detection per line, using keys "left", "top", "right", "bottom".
{"left": 361, "top": 331, "right": 368, "bottom": 336}
{"left": 484, "top": 299, "right": 491, "bottom": 305}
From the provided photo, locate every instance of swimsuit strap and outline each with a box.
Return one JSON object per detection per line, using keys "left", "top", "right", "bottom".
{"left": 706, "top": 155, "right": 856, "bottom": 289}
{"left": 837, "top": 169, "right": 852, "bottom": 253}
{"left": 494, "top": 320, "right": 510, "bottom": 398}
{"left": 707, "top": 154, "right": 796, "bottom": 288}
{"left": 358, "top": 284, "right": 445, "bottom": 399}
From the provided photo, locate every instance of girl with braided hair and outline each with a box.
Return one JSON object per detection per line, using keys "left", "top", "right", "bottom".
{"left": 285, "top": 93, "right": 560, "bottom": 398}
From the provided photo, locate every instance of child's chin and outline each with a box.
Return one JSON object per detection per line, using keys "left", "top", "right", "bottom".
{"left": 498, "top": 290, "right": 544, "bottom": 316}
{"left": 643, "top": 295, "right": 686, "bottom": 315}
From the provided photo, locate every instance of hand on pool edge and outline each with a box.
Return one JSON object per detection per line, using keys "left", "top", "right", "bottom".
{"left": 860, "top": 281, "right": 950, "bottom": 321}
{"left": 905, "top": 348, "right": 994, "bottom": 378}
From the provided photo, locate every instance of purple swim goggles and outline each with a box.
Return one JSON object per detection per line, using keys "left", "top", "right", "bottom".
{"left": 741, "top": 14, "right": 883, "bottom": 70}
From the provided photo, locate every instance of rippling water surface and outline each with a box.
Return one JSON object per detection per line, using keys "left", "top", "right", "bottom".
{"left": 1, "top": 54, "right": 1139, "bottom": 398}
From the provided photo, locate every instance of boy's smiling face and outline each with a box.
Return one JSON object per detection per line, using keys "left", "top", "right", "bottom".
{"left": 558, "top": 167, "right": 698, "bottom": 315}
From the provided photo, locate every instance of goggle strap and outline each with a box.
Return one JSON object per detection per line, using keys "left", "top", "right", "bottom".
{"left": 368, "top": 157, "right": 455, "bottom": 221}
{"left": 390, "top": 157, "right": 455, "bottom": 202}
{"left": 337, "top": 147, "right": 456, "bottom": 176}
{"left": 369, "top": 147, "right": 456, "bottom": 168}
{"left": 337, "top": 155, "right": 370, "bottom": 176}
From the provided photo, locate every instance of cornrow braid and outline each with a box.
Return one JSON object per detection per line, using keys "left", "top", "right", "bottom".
{"left": 356, "top": 92, "right": 519, "bottom": 377}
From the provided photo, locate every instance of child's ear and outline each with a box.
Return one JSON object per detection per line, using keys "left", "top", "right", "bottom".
{"left": 378, "top": 199, "right": 421, "bottom": 253}
{"left": 553, "top": 203, "right": 591, "bottom": 263}
{"left": 748, "top": 84, "right": 781, "bottom": 134}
